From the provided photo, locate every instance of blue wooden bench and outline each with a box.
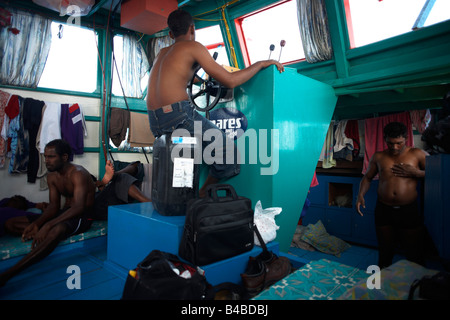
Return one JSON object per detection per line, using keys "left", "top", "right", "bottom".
{"left": 0, "top": 220, "right": 108, "bottom": 261}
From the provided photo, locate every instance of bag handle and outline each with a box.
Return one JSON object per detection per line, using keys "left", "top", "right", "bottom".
{"left": 206, "top": 184, "right": 239, "bottom": 202}
{"left": 253, "top": 223, "right": 269, "bottom": 254}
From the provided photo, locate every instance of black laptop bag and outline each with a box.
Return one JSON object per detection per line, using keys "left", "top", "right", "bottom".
{"left": 179, "top": 184, "right": 254, "bottom": 266}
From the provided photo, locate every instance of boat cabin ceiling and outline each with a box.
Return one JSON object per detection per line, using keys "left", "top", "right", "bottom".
{"left": 3, "top": 0, "right": 450, "bottom": 121}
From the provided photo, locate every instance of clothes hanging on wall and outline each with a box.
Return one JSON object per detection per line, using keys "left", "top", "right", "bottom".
{"left": 409, "top": 109, "right": 431, "bottom": 134}
{"left": 128, "top": 111, "right": 155, "bottom": 147}
{"left": 333, "top": 119, "right": 354, "bottom": 161}
{"left": 23, "top": 98, "right": 44, "bottom": 183}
{"left": 363, "top": 111, "right": 414, "bottom": 175}
{"left": 344, "top": 119, "right": 360, "bottom": 159}
{"left": 321, "top": 121, "right": 336, "bottom": 168}
{"left": 108, "top": 107, "right": 129, "bottom": 148}
{"left": 0, "top": 90, "right": 11, "bottom": 168}
{"left": 11, "top": 96, "right": 29, "bottom": 174}
{"left": 319, "top": 110, "right": 428, "bottom": 176}
{"left": 60, "top": 103, "right": 87, "bottom": 161}
{"left": 0, "top": 90, "right": 87, "bottom": 184}
{"left": 37, "top": 101, "right": 61, "bottom": 153}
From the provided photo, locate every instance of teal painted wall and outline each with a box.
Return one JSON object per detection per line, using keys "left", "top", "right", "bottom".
{"left": 218, "top": 66, "right": 337, "bottom": 251}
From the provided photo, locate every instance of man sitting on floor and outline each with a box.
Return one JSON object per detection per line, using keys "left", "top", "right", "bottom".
{"left": 0, "top": 139, "right": 150, "bottom": 287}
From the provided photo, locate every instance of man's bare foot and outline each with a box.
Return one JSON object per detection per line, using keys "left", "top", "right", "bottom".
{"left": 101, "top": 160, "right": 115, "bottom": 186}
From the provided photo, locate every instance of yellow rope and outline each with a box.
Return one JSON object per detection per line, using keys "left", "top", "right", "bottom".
{"left": 192, "top": 0, "right": 240, "bottom": 68}
{"left": 220, "top": 7, "right": 238, "bottom": 68}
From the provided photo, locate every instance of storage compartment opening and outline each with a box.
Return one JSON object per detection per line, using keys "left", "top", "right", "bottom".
{"left": 328, "top": 182, "right": 353, "bottom": 208}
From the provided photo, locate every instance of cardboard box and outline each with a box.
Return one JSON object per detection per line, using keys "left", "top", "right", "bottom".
{"left": 120, "top": 0, "right": 177, "bottom": 35}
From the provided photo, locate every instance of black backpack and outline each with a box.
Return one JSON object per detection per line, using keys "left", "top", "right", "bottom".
{"left": 121, "top": 250, "right": 214, "bottom": 300}
{"left": 121, "top": 250, "right": 248, "bottom": 300}
{"left": 408, "top": 271, "right": 450, "bottom": 300}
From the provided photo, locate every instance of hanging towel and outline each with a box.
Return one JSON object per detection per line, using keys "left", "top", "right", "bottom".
{"left": 333, "top": 120, "right": 353, "bottom": 153}
{"left": 108, "top": 107, "right": 129, "bottom": 147}
{"left": 363, "top": 112, "right": 414, "bottom": 175}
{"left": 38, "top": 102, "right": 61, "bottom": 153}
{"left": 321, "top": 122, "right": 336, "bottom": 169}
{"left": 128, "top": 111, "right": 155, "bottom": 147}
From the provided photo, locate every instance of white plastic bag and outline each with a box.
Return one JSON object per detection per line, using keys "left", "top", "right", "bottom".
{"left": 253, "top": 200, "right": 281, "bottom": 246}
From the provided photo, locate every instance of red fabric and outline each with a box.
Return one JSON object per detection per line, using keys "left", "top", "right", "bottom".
{"left": 69, "top": 103, "right": 80, "bottom": 113}
{"left": 363, "top": 112, "right": 414, "bottom": 175}
{"left": 310, "top": 171, "right": 318, "bottom": 188}
{"left": 5, "top": 95, "right": 19, "bottom": 119}
{"left": 344, "top": 119, "right": 360, "bottom": 156}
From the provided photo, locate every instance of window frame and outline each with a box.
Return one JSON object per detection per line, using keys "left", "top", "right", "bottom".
{"left": 37, "top": 21, "right": 99, "bottom": 95}
{"left": 344, "top": 0, "right": 450, "bottom": 49}
{"left": 233, "top": 0, "right": 305, "bottom": 67}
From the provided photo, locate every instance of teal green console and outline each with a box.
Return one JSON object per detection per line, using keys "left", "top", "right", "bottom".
{"left": 218, "top": 65, "right": 337, "bottom": 251}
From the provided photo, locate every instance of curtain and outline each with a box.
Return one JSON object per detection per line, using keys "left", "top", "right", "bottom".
{"left": 146, "top": 35, "right": 174, "bottom": 69}
{"left": 0, "top": 9, "right": 52, "bottom": 87}
{"left": 296, "top": 0, "right": 333, "bottom": 63}
{"left": 121, "top": 34, "right": 150, "bottom": 98}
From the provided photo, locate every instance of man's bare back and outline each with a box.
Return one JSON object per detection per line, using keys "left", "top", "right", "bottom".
{"left": 146, "top": 22, "right": 284, "bottom": 110}
{"left": 147, "top": 41, "right": 198, "bottom": 109}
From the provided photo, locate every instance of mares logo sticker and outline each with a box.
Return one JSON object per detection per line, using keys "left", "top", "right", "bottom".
{"left": 209, "top": 107, "right": 248, "bottom": 140}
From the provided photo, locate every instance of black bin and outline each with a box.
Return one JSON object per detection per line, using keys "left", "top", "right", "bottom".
{"left": 151, "top": 133, "right": 200, "bottom": 216}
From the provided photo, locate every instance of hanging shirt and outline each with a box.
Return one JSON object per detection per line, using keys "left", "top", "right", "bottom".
{"left": 60, "top": 103, "right": 86, "bottom": 160}
{"left": 23, "top": 97, "right": 45, "bottom": 182}
{"left": 38, "top": 102, "right": 61, "bottom": 153}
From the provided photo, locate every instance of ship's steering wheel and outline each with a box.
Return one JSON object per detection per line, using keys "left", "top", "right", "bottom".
{"left": 187, "top": 52, "right": 225, "bottom": 118}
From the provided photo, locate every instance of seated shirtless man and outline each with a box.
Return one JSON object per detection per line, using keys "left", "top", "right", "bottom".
{"left": 147, "top": 9, "right": 284, "bottom": 197}
{"left": 356, "top": 122, "right": 428, "bottom": 268}
{"left": 0, "top": 139, "right": 150, "bottom": 286}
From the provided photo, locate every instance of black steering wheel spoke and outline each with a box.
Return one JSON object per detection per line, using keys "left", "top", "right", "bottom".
{"left": 187, "top": 53, "right": 225, "bottom": 117}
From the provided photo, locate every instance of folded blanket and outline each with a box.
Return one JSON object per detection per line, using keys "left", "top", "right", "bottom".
{"left": 298, "top": 220, "right": 350, "bottom": 257}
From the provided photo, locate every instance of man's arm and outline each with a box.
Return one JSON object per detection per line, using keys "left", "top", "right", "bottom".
{"left": 22, "top": 174, "right": 61, "bottom": 241}
{"left": 43, "top": 171, "right": 90, "bottom": 230}
{"left": 31, "top": 170, "right": 92, "bottom": 248}
{"left": 356, "top": 154, "right": 379, "bottom": 216}
{"left": 191, "top": 41, "right": 284, "bottom": 89}
{"left": 391, "top": 148, "right": 427, "bottom": 178}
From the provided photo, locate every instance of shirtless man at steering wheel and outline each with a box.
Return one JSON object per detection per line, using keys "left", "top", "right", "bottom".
{"left": 147, "top": 9, "right": 284, "bottom": 197}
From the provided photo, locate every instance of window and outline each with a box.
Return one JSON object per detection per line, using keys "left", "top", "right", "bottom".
{"left": 38, "top": 22, "right": 97, "bottom": 93}
{"left": 112, "top": 34, "right": 149, "bottom": 98}
{"left": 345, "top": 0, "right": 450, "bottom": 48}
{"left": 235, "top": 0, "right": 305, "bottom": 66}
{"left": 195, "top": 25, "right": 230, "bottom": 67}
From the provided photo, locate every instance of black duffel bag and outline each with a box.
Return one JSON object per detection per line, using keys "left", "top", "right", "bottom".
{"left": 121, "top": 250, "right": 214, "bottom": 300}
{"left": 408, "top": 271, "right": 450, "bottom": 300}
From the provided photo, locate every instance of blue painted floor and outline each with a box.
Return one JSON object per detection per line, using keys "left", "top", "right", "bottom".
{"left": 1, "top": 237, "right": 446, "bottom": 300}
{"left": 0, "top": 237, "right": 127, "bottom": 300}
